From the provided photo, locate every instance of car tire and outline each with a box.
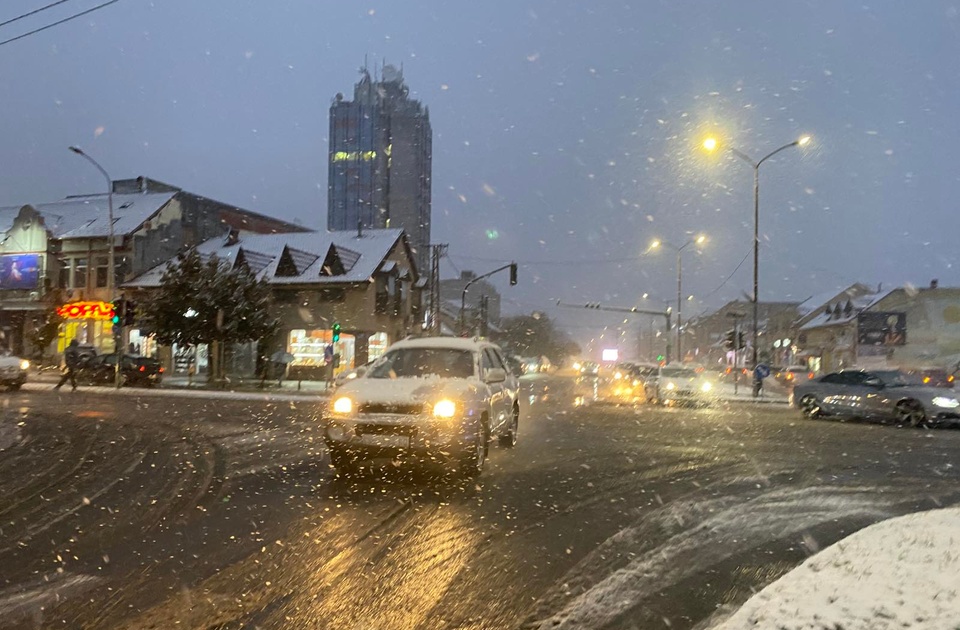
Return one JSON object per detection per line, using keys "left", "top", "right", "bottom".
{"left": 499, "top": 405, "right": 519, "bottom": 448}
{"left": 459, "top": 418, "right": 488, "bottom": 477}
{"left": 799, "top": 394, "right": 822, "bottom": 419}
{"left": 328, "top": 447, "right": 358, "bottom": 473}
{"left": 896, "top": 400, "right": 928, "bottom": 428}
{"left": 8, "top": 383, "right": 21, "bottom": 392}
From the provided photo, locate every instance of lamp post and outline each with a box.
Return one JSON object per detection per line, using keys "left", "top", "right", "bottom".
{"left": 69, "top": 146, "right": 120, "bottom": 389}
{"left": 702, "top": 135, "right": 810, "bottom": 386}
{"left": 649, "top": 235, "right": 706, "bottom": 364}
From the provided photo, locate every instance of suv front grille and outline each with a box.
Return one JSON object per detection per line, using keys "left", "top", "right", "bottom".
{"left": 358, "top": 403, "right": 425, "bottom": 415}
{"left": 356, "top": 424, "right": 418, "bottom": 437}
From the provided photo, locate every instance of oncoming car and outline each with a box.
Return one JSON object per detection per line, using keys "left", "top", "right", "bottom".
{"left": 0, "top": 354, "right": 29, "bottom": 391}
{"left": 649, "top": 365, "right": 717, "bottom": 406}
{"left": 322, "top": 337, "right": 520, "bottom": 475}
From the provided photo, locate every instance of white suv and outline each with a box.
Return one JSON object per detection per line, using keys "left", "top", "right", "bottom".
{"left": 322, "top": 337, "right": 521, "bottom": 475}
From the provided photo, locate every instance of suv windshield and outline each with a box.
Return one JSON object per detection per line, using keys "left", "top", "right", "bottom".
{"left": 368, "top": 348, "right": 475, "bottom": 379}
{"left": 660, "top": 367, "right": 697, "bottom": 378}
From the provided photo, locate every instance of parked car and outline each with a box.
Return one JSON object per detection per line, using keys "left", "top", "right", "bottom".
{"left": 900, "top": 367, "right": 955, "bottom": 389}
{"left": 775, "top": 365, "right": 816, "bottom": 385}
{"left": 0, "top": 354, "right": 29, "bottom": 391}
{"left": 77, "top": 354, "right": 164, "bottom": 387}
{"left": 577, "top": 360, "right": 600, "bottom": 377}
{"left": 322, "top": 336, "right": 521, "bottom": 475}
{"left": 793, "top": 369, "right": 960, "bottom": 427}
{"left": 648, "top": 365, "right": 718, "bottom": 406}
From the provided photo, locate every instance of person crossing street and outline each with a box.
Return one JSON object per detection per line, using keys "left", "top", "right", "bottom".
{"left": 54, "top": 339, "right": 81, "bottom": 392}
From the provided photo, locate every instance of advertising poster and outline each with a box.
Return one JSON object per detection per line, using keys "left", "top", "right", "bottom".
{"left": 0, "top": 254, "right": 41, "bottom": 290}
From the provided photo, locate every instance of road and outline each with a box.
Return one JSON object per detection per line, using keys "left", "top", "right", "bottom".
{"left": 1, "top": 375, "right": 959, "bottom": 629}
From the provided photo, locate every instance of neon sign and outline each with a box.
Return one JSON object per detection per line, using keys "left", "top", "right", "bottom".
{"left": 57, "top": 301, "right": 114, "bottom": 321}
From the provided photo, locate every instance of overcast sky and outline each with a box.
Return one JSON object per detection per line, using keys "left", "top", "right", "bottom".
{"left": 1, "top": 1, "right": 958, "bottom": 347}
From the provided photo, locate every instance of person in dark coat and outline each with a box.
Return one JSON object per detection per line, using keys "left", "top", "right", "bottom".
{"left": 55, "top": 339, "right": 81, "bottom": 391}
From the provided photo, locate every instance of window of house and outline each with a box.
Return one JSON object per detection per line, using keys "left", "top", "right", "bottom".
{"left": 374, "top": 276, "right": 388, "bottom": 314}
{"left": 95, "top": 256, "right": 109, "bottom": 288}
{"left": 73, "top": 258, "right": 88, "bottom": 289}
{"left": 58, "top": 259, "right": 71, "bottom": 289}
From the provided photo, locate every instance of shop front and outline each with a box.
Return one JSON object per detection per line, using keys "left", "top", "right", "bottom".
{"left": 286, "top": 329, "right": 391, "bottom": 379}
{"left": 56, "top": 300, "right": 118, "bottom": 355}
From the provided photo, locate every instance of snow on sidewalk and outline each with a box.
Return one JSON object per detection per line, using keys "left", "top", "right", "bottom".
{"left": 712, "top": 506, "right": 960, "bottom": 630}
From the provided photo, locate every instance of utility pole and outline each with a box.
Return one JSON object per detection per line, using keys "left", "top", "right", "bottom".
{"left": 427, "top": 243, "right": 447, "bottom": 335}
{"left": 727, "top": 311, "right": 746, "bottom": 395}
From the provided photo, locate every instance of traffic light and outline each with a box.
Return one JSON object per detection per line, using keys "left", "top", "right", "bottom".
{"left": 737, "top": 331, "right": 746, "bottom": 350}
{"left": 724, "top": 329, "right": 736, "bottom": 351}
{"left": 656, "top": 354, "right": 665, "bottom": 364}
{"left": 509, "top": 262, "right": 518, "bottom": 286}
{"left": 332, "top": 322, "right": 341, "bottom": 343}
{"left": 111, "top": 299, "right": 123, "bottom": 326}
{"left": 124, "top": 301, "right": 137, "bottom": 327}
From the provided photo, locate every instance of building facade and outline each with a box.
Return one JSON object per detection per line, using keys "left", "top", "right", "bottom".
{"left": 126, "top": 228, "right": 421, "bottom": 378}
{"left": 0, "top": 177, "right": 305, "bottom": 359}
{"left": 328, "top": 65, "right": 432, "bottom": 271}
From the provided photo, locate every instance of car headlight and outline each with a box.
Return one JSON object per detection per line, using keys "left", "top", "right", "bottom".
{"left": 331, "top": 396, "right": 353, "bottom": 414}
{"left": 614, "top": 371, "right": 622, "bottom": 380}
{"left": 932, "top": 396, "right": 960, "bottom": 409}
{"left": 19, "top": 360, "right": 29, "bottom": 370}
{"left": 433, "top": 399, "right": 457, "bottom": 418}
{"left": 572, "top": 362, "right": 581, "bottom": 371}
{"left": 665, "top": 382, "right": 676, "bottom": 391}
{"left": 701, "top": 382, "right": 713, "bottom": 393}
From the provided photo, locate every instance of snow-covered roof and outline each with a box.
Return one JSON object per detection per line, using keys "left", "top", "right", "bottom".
{"left": 0, "top": 192, "right": 176, "bottom": 239}
{"left": 125, "top": 228, "right": 410, "bottom": 288}
{"left": 799, "top": 290, "right": 892, "bottom": 330}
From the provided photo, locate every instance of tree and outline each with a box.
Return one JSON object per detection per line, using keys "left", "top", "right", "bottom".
{"left": 142, "top": 249, "right": 278, "bottom": 380}
{"left": 494, "top": 312, "right": 580, "bottom": 363}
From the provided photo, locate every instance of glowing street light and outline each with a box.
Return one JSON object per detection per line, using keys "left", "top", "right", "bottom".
{"left": 701, "top": 134, "right": 810, "bottom": 388}
{"left": 649, "top": 235, "right": 708, "bottom": 363}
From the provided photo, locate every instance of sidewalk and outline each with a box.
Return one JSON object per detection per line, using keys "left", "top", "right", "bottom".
{"left": 711, "top": 506, "right": 960, "bottom": 629}
{"left": 27, "top": 371, "right": 334, "bottom": 399}
{"left": 715, "top": 381, "right": 790, "bottom": 405}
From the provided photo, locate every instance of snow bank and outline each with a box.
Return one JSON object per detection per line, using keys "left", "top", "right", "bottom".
{"left": 713, "top": 506, "right": 960, "bottom": 630}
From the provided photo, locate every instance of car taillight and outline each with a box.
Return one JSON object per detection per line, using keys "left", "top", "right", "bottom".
{"left": 139, "top": 366, "right": 145, "bottom": 372}
{"left": 159, "top": 367, "right": 164, "bottom": 373}
{"left": 808, "top": 372, "right": 815, "bottom": 379}
{"left": 786, "top": 373, "right": 794, "bottom": 380}
{"left": 949, "top": 375, "right": 955, "bottom": 383}
{"left": 923, "top": 376, "right": 931, "bottom": 383}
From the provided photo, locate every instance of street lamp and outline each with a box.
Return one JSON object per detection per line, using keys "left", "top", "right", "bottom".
{"left": 649, "top": 235, "right": 707, "bottom": 363}
{"left": 69, "top": 146, "right": 120, "bottom": 389}
{"left": 702, "top": 134, "right": 810, "bottom": 383}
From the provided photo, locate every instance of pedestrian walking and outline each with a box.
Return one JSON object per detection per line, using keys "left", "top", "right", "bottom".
{"left": 54, "top": 339, "right": 81, "bottom": 392}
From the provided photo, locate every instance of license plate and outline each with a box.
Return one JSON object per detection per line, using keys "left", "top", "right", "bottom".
{"left": 359, "top": 434, "right": 410, "bottom": 449}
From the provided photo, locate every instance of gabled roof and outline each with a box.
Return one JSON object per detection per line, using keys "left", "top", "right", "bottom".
{"left": 800, "top": 290, "right": 893, "bottom": 330}
{"left": 126, "top": 228, "right": 411, "bottom": 288}
{"left": 0, "top": 192, "right": 177, "bottom": 239}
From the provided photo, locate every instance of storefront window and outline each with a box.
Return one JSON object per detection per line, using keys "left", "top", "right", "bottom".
{"left": 73, "top": 258, "right": 87, "bottom": 289}
{"left": 288, "top": 328, "right": 355, "bottom": 373}
{"left": 368, "top": 332, "right": 389, "bottom": 362}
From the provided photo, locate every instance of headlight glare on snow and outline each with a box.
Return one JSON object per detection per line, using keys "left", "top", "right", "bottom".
{"left": 331, "top": 396, "right": 354, "bottom": 414}
{"left": 932, "top": 396, "right": 960, "bottom": 409}
{"left": 433, "top": 399, "right": 457, "bottom": 418}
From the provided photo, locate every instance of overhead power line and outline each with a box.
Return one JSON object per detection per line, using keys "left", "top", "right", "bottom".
{"left": 0, "top": 0, "right": 120, "bottom": 49}
{"left": 0, "top": 0, "right": 76, "bottom": 29}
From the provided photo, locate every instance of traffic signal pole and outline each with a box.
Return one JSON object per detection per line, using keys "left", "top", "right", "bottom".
{"left": 115, "top": 296, "right": 125, "bottom": 389}
{"left": 459, "top": 262, "right": 518, "bottom": 336}
{"left": 556, "top": 301, "right": 673, "bottom": 364}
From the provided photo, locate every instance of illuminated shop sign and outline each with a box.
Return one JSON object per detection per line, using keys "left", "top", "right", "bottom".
{"left": 57, "top": 301, "right": 114, "bottom": 321}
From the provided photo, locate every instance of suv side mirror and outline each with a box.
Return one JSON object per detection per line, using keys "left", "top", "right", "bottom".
{"left": 485, "top": 367, "right": 507, "bottom": 383}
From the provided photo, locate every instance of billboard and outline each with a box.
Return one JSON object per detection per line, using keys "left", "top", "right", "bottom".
{"left": 601, "top": 348, "right": 619, "bottom": 362}
{"left": 857, "top": 311, "right": 906, "bottom": 346}
{"left": 0, "top": 254, "right": 41, "bottom": 290}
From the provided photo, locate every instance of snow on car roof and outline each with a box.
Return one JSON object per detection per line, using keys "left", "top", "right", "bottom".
{"left": 387, "top": 336, "right": 494, "bottom": 352}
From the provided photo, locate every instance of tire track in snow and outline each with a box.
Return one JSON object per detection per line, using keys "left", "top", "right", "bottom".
{"left": 524, "top": 484, "right": 900, "bottom": 630}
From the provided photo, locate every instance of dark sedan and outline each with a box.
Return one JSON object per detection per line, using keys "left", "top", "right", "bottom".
{"left": 78, "top": 354, "right": 164, "bottom": 387}
{"left": 792, "top": 369, "right": 960, "bottom": 427}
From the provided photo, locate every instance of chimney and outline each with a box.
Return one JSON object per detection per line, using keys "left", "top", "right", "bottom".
{"left": 137, "top": 176, "right": 146, "bottom": 193}
{"left": 357, "top": 218, "right": 363, "bottom": 238}
{"left": 930, "top": 279, "right": 939, "bottom": 289}
{"left": 226, "top": 228, "right": 240, "bottom": 246}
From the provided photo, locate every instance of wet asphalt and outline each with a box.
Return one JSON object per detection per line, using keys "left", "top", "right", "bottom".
{"left": 1, "top": 375, "right": 959, "bottom": 629}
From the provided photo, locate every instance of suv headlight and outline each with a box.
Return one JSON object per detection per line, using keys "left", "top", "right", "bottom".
{"left": 433, "top": 399, "right": 457, "bottom": 418}
{"left": 932, "top": 396, "right": 960, "bottom": 409}
{"left": 701, "top": 382, "right": 713, "bottom": 393}
{"left": 19, "top": 360, "right": 29, "bottom": 371}
{"left": 665, "top": 382, "right": 676, "bottom": 391}
{"left": 331, "top": 396, "right": 353, "bottom": 414}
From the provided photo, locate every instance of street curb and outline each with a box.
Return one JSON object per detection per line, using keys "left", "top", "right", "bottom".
{"left": 21, "top": 382, "right": 330, "bottom": 402}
